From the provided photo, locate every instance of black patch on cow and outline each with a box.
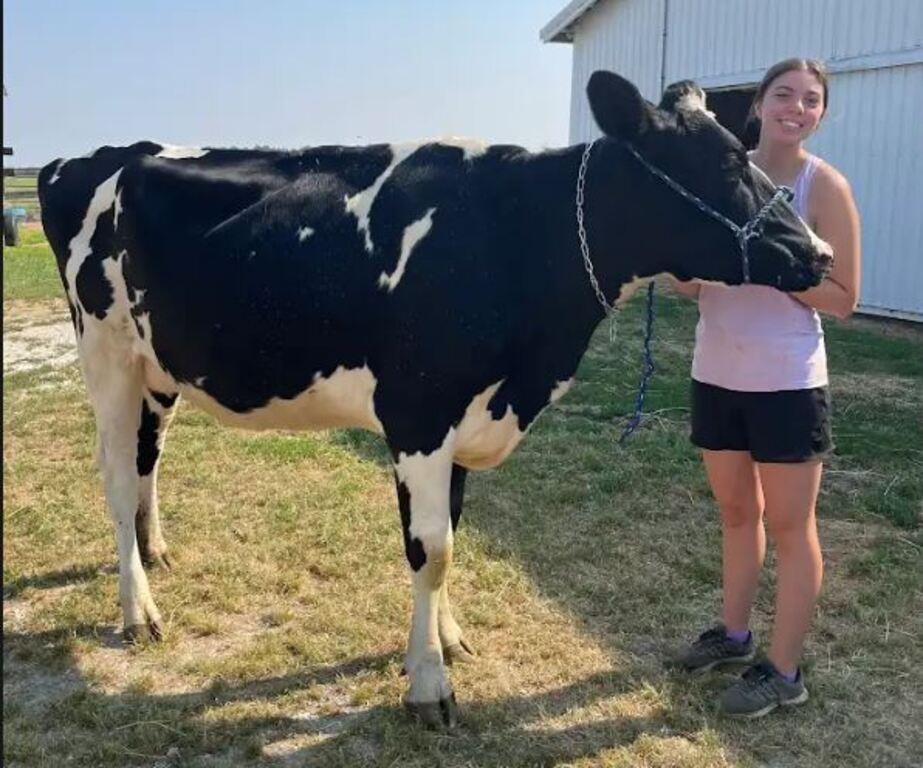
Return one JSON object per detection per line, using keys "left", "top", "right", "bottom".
{"left": 150, "top": 391, "right": 178, "bottom": 410}
{"left": 396, "top": 476, "right": 426, "bottom": 571}
{"left": 136, "top": 400, "right": 161, "bottom": 477}
{"left": 75, "top": 207, "right": 116, "bottom": 319}
{"left": 449, "top": 464, "right": 467, "bottom": 532}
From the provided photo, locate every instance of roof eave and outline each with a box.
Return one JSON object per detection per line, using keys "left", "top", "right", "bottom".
{"left": 539, "top": 0, "right": 603, "bottom": 43}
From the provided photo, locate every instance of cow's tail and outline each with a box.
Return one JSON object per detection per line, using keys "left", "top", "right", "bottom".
{"left": 37, "top": 157, "right": 74, "bottom": 279}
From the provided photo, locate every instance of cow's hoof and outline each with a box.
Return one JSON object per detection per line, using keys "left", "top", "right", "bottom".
{"left": 142, "top": 550, "right": 173, "bottom": 571}
{"left": 443, "top": 637, "right": 476, "bottom": 665}
{"left": 124, "top": 619, "right": 164, "bottom": 644}
{"left": 404, "top": 693, "right": 458, "bottom": 729}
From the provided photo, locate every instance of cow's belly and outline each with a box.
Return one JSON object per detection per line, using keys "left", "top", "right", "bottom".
{"left": 452, "top": 381, "right": 524, "bottom": 470}
{"left": 453, "top": 377, "right": 574, "bottom": 470}
{"left": 175, "top": 365, "right": 384, "bottom": 433}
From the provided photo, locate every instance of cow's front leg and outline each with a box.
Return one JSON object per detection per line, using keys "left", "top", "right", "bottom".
{"left": 393, "top": 443, "right": 457, "bottom": 728}
{"left": 440, "top": 463, "right": 475, "bottom": 665}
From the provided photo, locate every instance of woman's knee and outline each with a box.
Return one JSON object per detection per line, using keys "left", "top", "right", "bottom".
{"left": 719, "top": 498, "right": 763, "bottom": 529}
{"left": 765, "top": 508, "right": 819, "bottom": 549}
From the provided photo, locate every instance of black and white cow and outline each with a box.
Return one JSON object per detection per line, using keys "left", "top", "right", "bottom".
{"left": 38, "top": 72, "right": 830, "bottom": 727}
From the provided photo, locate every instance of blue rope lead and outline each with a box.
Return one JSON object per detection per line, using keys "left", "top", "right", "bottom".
{"left": 619, "top": 281, "right": 656, "bottom": 444}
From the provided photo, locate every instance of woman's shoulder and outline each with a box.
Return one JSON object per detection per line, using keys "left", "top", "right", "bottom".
{"left": 807, "top": 155, "right": 859, "bottom": 226}
{"left": 810, "top": 155, "right": 852, "bottom": 196}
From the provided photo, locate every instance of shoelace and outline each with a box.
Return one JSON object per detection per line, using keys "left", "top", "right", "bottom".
{"left": 741, "top": 663, "right": 778, "bottom": 697}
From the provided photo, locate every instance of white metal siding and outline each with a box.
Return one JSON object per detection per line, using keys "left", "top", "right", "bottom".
{"left": 664, "top": 0, "right": 923, "bottom": 84}
{"left": 568, "top": 0, "right": 664, "bottom": 142}
{"left": 808, "top": 64, "right": 923, "bottom": 320}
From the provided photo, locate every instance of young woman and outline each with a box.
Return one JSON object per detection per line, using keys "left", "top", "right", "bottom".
{"left": 672, "top": 58, "right": 862, "bottom": 717}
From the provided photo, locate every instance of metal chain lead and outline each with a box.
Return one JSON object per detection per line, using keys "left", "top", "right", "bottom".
{"left": 576, "top": 140, "right": 618, "bottom": 340}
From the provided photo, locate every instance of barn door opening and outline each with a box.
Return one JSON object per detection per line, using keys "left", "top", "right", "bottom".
{"left": 705, "top": 86, "right": 759, "bottom": 149}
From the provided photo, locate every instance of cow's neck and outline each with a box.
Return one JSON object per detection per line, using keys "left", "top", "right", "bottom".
{"left": 507, "top": 142, "right": 654, "bottom": 335}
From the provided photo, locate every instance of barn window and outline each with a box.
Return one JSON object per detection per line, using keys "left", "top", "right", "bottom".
{"left": 705, "top": 86, "right": 759, "bottom": 149}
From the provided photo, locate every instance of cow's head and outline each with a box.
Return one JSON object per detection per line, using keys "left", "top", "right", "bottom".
{"left": 585, "top": 70, "right": 832, "bottom": 291}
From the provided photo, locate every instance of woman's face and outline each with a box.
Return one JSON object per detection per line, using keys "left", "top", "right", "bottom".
{"left": 755, "top": 69, "right": 826, "bottom": 147}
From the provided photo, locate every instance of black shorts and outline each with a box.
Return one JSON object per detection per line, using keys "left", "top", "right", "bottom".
{"left": 690, "top": 379, "right": 832, "bottom": 463}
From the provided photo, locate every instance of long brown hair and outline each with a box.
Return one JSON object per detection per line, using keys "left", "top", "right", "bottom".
{"left": 748, "top": 58, "right": 830, "bottom": 129}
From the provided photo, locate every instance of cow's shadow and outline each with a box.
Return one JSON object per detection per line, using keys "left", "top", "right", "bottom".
{"left": 4, "top": 623, "right": 666, "bottom": 766}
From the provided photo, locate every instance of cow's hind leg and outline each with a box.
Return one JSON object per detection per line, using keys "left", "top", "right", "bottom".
{"left": 81, "top": 323, "right": 163, "bottom": 642}
{"left": 136, "top": 389, "right": 178, "bottom": 569}
{"left": 393, "top": 441, "right": 458, "bottom": 728}
{"left": 440, "top": 463, "right": 475, "bottom": 665}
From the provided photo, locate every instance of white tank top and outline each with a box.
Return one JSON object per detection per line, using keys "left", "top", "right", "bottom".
{"left": 692, "top": 154, "right": 827, "bottom": 392}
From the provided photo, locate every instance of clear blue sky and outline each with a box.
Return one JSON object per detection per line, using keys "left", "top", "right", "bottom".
{"left": 3, "top": 0, "right": 574, "bottom": 167}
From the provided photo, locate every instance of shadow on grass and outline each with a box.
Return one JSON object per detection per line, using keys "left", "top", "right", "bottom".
{"left": 4, "top": 625, "right": 665, "bottom": 767}
{"left": 3, "top": 563, "right": 116, "bottom": 599}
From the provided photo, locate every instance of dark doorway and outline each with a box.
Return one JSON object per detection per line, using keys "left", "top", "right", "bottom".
{"left": 705, "top": 86, "right": 759, "bottom": 149}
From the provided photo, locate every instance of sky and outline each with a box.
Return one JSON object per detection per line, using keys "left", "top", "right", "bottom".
{"left": 3, "top": 0, "right": 575, "bottom": 167}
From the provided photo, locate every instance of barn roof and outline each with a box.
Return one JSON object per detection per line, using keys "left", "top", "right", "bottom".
{"left": 540, "top": 0, "right": 604, "bottom": 43}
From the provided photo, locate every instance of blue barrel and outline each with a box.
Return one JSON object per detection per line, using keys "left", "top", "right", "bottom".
{"left": 3, "top": 206, "right": 27, "bottom": 247}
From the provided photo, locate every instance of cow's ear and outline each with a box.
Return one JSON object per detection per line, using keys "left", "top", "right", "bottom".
{"left": 587, "top": 70, "right": 653, "bottom": 141}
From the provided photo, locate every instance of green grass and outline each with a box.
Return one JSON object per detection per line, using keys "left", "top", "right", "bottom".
{"left": 3, "top": 228, "right": 63, "bottom": 302}
{"left": 4, "top": 230, "right": 923, "bottom": 767}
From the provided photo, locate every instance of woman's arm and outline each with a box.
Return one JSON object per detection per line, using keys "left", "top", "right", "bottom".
{"left": 790, "top": 165, "right": 861, "bottom": 320}
{"left": 669, "top": 277, "right": 701, "bottom": 299}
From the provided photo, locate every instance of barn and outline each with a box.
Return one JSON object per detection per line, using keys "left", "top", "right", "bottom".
{"left": 541, "top": 0, "right": 923, "bottom": 322}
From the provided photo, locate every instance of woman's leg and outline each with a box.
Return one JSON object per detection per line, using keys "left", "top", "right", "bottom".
{"left": 758, "top": 460, "right": 824, "bottom": 674}
{"left": 702, "top": 450, "right": 766, "bottom": 633}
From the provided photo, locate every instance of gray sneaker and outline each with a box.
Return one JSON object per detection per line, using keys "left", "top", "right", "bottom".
{"left": 672, "top": 624, "right": 756, "bottom": 673}
{"left": 719, "top": 660, "right": 809, "bottom": 718}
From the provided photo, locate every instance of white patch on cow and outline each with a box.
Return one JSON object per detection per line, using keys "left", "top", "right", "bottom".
{"left": 804, "top": 220, "right": 833, "bottom": 260}
{"left": 378, "top": 207, "right": 436, "bottom": 292}
{"left": 195, "top": 376, "right": 207, "bottom": 387}
{"left": 155, "top": 144, "right": 209, "bottom": 160}
{"left": 297, "top": 226, "right": 314, "bottom": 242}
{"left": 178, "top": 365, "right": 383, "bottom": 433}
{"left": 550, "top": 378, "right": 573, "bottom": 403}
{"left": 615, "top": 275, "right": 652, "bottom": 307}
{"left": 65, "top": 170, "right": 123, "bottom": 312}
{"left": 452, "top": 381, "right": 524, "bottom": 470}
{"left": 345, "top": 143, "right": 420, "bottom": 253}
{"left": 101, "top": 253, "right": 133, "bottom": 327}
{"left": 394, "top": 429, "right": 456, "bottom": 541}
{"left": 113, "top": 190, "right": 124, "bottom": 229}
{"left": 47, "top": 159, "right": 66, "bottom": 185}
{"left": 437, "top": 136, "right": 489, "bottom": 160}
{"left": 678, "top": 91, "right": 709, "bottom": 113}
